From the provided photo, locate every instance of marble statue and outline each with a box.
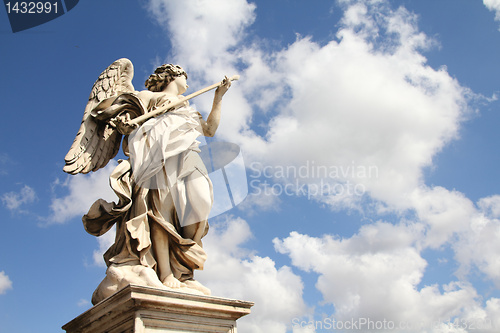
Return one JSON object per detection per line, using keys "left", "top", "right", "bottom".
{"left": 63, "top": 58, "right": 235, "bottom": 304}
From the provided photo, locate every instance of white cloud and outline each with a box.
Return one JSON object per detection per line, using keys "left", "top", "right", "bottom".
{"left": 240, "top": 181, "right": 283, "bottom": 213}
{"left": 1, "top": 185, "right": 36, "bottom": 211}
{"left": 410, "top": 186, "right": 476, "bottom": 249}
{"left": 291, "top": 326, "right": 316, "bottom": 333}
{"left": 147, "top": 0, "right": 256, "bottom": 73}
{"left": 0, "top": 271, "right": 13, "bottom": 294}
{"left": 484, "top": 0, "right": 500, "bottom": 21}
{"left": 146, "top": 0, "right": 264, "bottom": 155}
{"left": 149, "top": 0, "right": 471, "bottom": 212}
{"left": 274, "top": 230, "right": 478, "bottom": 331}
{"left": 261, "top": 10, "right": 467, "bottom": 211}
{"left": 48, "top": 161, "right": 117, "bottom": 224}
{"left": 408, "top": 189, "right": 500, "bottom": 287}
{"left": 197, "top": 217, "right": 310, "bottom": 333}
{"left": 77, "top": 298, "right": 90, "bottom": 307}
{"left": 141, "top": 0, "right": 500, "bottom": 331}
{"left": 452, "top": 199, "right": 500, "bottom": 285}
{"left": 273, "top": 196, "right": 500, "bottom": 333}
{"left": 477, "top": 195, "right": 500, "bottom": 218}
{"left": 482, "top": 298, "right": 500, "bottom": 330}
{"left": 92, "top": 226, "right": 116, "bottom": 267}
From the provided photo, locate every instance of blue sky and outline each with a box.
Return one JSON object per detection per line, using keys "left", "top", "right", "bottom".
{"left": 2, "top": 0, "right": 500, "bottom": 332}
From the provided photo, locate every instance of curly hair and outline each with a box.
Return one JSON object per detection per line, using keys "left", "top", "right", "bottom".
{"left": 144, "top": 64, "right": 188, "bottom": 92}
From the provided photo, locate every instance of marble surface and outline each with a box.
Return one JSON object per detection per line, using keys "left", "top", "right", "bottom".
{"left": 62, "top": 284, "right": 253, "bottom": 333}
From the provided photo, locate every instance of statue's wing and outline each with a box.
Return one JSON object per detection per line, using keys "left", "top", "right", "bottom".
{"left": 63, "top": 58, "right": 135, "bottom": 174}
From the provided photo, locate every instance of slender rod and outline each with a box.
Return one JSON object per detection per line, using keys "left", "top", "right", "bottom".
{"left": 128, "top": 75, "right": 239, "bottom": 126}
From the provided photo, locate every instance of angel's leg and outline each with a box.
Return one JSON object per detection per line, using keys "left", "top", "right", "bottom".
{"left": 181, "top": 169, "right": 211, "bottom": 246}
{"left": 150, "top": 222, "right": 185, "bottom": 288}
{"left": 150, "top": 187, "right": 185, "bottom": 289}
{"left": 180, "top": 170, "right": 212, "bottom": 295}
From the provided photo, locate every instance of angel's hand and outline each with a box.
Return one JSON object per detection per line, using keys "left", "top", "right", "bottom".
{"left": 109, "top": 113, "right": 138, "bottom": 135}
{"left": 214, "top": 76, "right": 231, "bottom": 101}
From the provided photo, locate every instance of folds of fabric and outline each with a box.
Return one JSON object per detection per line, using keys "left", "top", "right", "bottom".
{"left": 128, "top": 105, "right": 203, "bottom": 189}
{"left": 83, "top": 103, "right": 211, "bottom": 281}
{"left": 127, "top": 105, "right": 213, "bottom": 228}
{"left": 83, "top": 159, "right": 208, "bottom": 280}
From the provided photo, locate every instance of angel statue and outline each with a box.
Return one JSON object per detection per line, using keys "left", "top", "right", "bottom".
{"left": 63, "top": 58, "right": 236, "bottom": 305}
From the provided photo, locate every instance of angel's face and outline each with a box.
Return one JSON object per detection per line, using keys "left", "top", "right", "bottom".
{"left": 173, "top": 75, "right": 188, "bottom": 94}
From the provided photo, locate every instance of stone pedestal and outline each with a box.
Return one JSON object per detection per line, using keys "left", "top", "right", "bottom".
{"left": 62, "top": 285, "right": 253, "bottom": 333}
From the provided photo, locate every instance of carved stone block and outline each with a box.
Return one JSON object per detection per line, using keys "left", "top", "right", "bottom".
{"left": 62, "top": 285, "right": 253, "bottom": 333}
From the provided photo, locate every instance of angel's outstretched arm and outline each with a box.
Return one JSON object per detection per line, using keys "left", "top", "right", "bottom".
{"left": 200, "top": 76, "right": 231, "bottom": 137}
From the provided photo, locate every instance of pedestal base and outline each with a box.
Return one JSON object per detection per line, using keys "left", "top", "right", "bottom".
{"left": 62, "top": 285, "right": 253, "bottom": 333}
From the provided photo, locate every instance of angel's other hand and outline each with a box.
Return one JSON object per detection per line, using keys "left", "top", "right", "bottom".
{"left": 109, "top": 113, "right": 137, "bottom": 135}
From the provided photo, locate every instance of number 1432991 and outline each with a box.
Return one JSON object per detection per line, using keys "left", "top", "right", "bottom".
{"left": 5, "top": 2, "right": 58, "bottom": 14}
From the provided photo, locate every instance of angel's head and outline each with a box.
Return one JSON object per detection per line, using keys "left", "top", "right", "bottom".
{"left": 145, "top": 64, "right": 188, "bottom": 92}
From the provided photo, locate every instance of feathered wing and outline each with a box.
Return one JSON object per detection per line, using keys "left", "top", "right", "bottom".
{"left": 63, "top": 58, "right": 135, "bottom": 174}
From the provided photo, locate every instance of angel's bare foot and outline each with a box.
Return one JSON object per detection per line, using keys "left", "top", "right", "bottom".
{"left": 162, "top": 274, "right": 185, "bottom": 289}
{"left": 184, "top": 279, "right": 211, "bottom": 295}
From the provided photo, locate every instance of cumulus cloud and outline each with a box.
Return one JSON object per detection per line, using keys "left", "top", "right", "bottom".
{"left": 197, "top": 217, "right": 309, "bottom": 333}
{"left": 49, "top": 162, "right": 119, "bottom": 266}
{"left": 0, "top": 271, "right": 13, "bottom": 294}
{"left": 477, "top": 195, "right": 500, "bottom": 218}
{"left": 484, "top": 0, "right": 500, "bottom": 21}
{"left": 272, "top": 189, "right": 500, "bottom": 332}
{"left": 260, "top": 4, "right": 469, "bottom": 211}
{"left": 147, "top": 0, "right": 255, "bottom": 73}
{"left": 451, "top": 196, "right": 500, "bottom": 285}
{"left": 410, "top": 189, "right": 500, "bottom": 288}
{"left": 146, "top": 0, "right": 264, "bottom": 154}
{"left": 92, "top": 226, "right": 116, "bottom": 267}
{"left": 1, "top": 185, "right": 36, "bottom": 211}
{"left": 140, "top": 0, "right": 500, "bottom": 331}
{"left": 48, "top": 161, "right": 117, "bottom": 224}
{"left": 274, "top": 230, "right": 479, "bottom": 331}
{"left": 410, "top": 186, "right": 476, "bottom": 249}
{"left": 239, "top": 180, "right": 282, "bottom": 214}
{"left": 150, "top": 0, "right": 471, "bottom": 212}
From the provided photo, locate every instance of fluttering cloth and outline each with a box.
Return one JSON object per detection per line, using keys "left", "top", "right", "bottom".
{"left": 128, "top": 105, "right": 214, "bottom": 227}
{"left": 83, "top": 100, "right": 212, "bottom": 281}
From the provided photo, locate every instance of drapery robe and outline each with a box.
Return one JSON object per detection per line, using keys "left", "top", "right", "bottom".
{"left": 83, "top": 93, "right": 212, "bottom": 282}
